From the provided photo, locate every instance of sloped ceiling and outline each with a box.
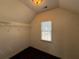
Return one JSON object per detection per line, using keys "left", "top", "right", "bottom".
{"left": 0, "top": 0, "right": 36, "bottom": 23}
{"left": 59, "top": 0, "right": 79, "bottom": 14}
{"left": 20, "top": 0, "right": 79, "bottom": 14}
{"left": 0, "top": 0, "right": 79, "bottom": 24}
{"left": 20, "top": 0, "right": 59, "bottom": 12}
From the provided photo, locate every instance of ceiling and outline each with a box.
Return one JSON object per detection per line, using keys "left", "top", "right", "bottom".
{"left": 19, "top": 0, "right": 59, "bottom": 13}
{"left": 0, "top": 0, "right": 79, "bottom": 24}
{"left": 59, "top": 0, "right": 79, "bottom": 14}
{"left": 20, "top": 0, "right": 79, "bottom": 14}
{"left": 0, "top": 0, "right": 36, "bottom": 23}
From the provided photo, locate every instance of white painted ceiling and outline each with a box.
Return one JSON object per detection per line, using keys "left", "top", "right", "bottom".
{"left": 0, "top": 0, "right": 36, "bottom": 23}
{"left": 0, "top": 0, "right": 79, "bottom": 23}
{"left": 59, "top": 0, "right": 79, "bottom": 14}
{"left": 19, "top": 0, "right": 59, "bottom": 12}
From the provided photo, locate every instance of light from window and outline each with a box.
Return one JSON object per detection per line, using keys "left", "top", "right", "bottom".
{"left": 41, "top": 21, "right": 52, "bottom": 42}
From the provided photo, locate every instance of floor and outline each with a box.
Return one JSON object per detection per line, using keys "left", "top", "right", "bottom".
{"left": 10, "top": 47, "right": 60, "bottom": 59}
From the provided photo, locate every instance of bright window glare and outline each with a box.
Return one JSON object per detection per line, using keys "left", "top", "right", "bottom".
{"left": 41, "top": 21, "right": 52, "bottom": 42}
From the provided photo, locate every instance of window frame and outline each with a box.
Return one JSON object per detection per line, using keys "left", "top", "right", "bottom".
{"left": 40, "top": 20, "right": 52, "bottom": 42}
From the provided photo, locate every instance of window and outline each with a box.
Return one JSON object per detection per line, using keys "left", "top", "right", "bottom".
{"left": 41, "top": 21, "right": 52, "bottom": 42}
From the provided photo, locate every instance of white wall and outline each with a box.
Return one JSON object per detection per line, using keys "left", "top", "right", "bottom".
{"left": 30, "top": 8, "right": 79, "bottom": 59}
{"left": 0, "top": 21, "right": 30, "bottom": 59}
{"left": 59, "top": 0, "right": 79, "bottom": 14}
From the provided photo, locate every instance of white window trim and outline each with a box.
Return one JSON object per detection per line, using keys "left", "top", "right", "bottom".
{"left": 40, "top": 20, "right": 52, "bottom": 42}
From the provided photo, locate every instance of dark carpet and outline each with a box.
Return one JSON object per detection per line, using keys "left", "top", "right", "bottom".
{"left": 10, "top": 47, "right": 60, "bottom": 59}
